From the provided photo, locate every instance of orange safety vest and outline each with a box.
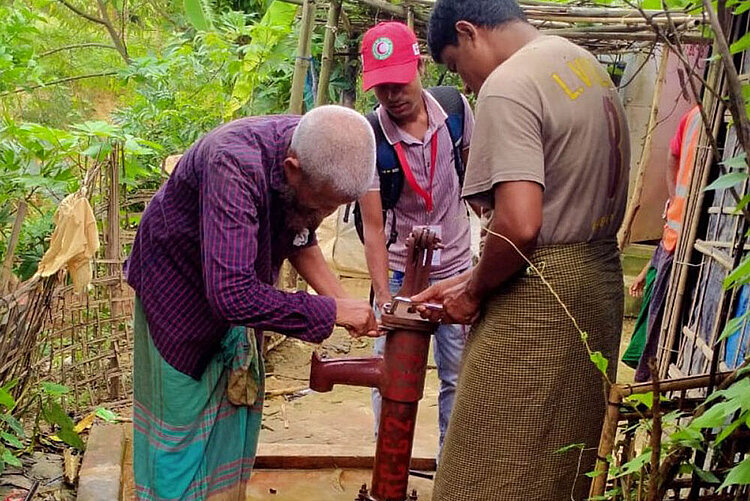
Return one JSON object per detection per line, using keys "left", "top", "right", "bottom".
{"left": 662, "top": 105, "right": 701, "bottom": 253}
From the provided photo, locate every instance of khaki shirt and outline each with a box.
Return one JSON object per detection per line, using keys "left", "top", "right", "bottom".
{"left": 463, "top": 35, "right": 630, "bottom": 245}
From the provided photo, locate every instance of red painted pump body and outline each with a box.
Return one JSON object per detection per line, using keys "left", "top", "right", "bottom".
{"left": 309, "top": 229, "right": 439, "bottom": 501}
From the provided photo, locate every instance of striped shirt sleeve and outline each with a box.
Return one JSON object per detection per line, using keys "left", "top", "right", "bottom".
{"left": 200, "top": 149, "right": 336, "bottom": 343}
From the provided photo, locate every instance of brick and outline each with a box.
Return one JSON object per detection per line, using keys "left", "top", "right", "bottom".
{"left": 77, "top": 423, "right": 124, "bottom": 501}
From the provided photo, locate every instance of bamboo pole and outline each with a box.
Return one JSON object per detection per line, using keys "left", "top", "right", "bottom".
{"left": 526, "top": 14, "right": 697, "bottom": 25}
{"left": 352, "top": 0, "right": 429, "bottom": 22}
{"left": 658, "top": 42, "right": 724, "bottom": 378}
{"left": 559, "top": 32, "right": 708, "bottom": 44}
{"left": 316, "top": 0, "right": 342, "bottom": 107}
{"left": 286, "top": 0, "right": 317, "bottom": 290}
{"left": 618, "top": 48, "right": 669, "bottom": 249}
{"left": 414, "top": 0, "right": 692, "bottom": 19}
{"left": 106, "top": 147, "right": 122, "bottom": 277}
{"left": 589, "top": 383, "right": 624, "bottom": 497}
{"left": 106, "top": 147, "right": 123, "bottom": 398}
{"left": 0, "top": 200, "right": 27, "bottom": 296}
{"left": 289, "top": 0, "right": 317, "bottom": 115}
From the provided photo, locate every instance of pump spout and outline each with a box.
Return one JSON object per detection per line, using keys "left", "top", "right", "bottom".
{"left": 309, "top": 352, "right": 385, "bottom": 393}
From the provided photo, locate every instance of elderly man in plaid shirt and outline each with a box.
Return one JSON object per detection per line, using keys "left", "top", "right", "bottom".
{"left": 126, "top": 105, "right": 378, "bottom": 501}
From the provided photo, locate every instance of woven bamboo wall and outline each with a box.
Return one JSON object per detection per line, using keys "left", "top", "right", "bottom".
{"left": 34, "top": 270, "right": 134, "bottom": 411}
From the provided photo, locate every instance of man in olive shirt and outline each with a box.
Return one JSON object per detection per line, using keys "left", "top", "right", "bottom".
{"left": 414, "top": 0, "right": 629, "bottom": 499}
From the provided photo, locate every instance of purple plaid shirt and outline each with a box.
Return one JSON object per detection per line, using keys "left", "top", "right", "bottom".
{"left": 126, "top": 116, "right": 336, "bottom": 378}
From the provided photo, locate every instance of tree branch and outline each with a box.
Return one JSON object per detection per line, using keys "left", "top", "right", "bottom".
{"left": 0, "top": 71, "right": 119, "bottom": 97}
{"left": 96, "top": 0, "right": 130, "bottom": 63}
{"left": 703, "top": 0, "right": 750, "bottom": 165}
{"left": 38, "top": 43, "right": 118, "bottom": 58}
{"left": 57, "top": 0, "right": 106, "bottom": 26}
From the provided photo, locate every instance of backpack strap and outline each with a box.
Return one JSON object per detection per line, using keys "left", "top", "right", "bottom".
{"left": 353, "top": 111, "right": 402, "bottom": 247}
{"left": 426, "top": 86, "right": 466, "bottom": 186}
{"left": 365, "top": 111, "right": 404, "bottom": 210}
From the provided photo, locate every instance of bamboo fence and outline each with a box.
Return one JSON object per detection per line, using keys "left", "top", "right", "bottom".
{"left": 0, "top": 142, "right": 157, "bottom": 412}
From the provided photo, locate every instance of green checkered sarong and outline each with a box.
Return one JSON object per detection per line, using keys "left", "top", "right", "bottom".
{"left": 133, "top": 298, "right": 264, "bottom": 500}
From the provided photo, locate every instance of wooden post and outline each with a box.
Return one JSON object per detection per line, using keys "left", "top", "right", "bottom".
{"left": 106, "top": 146, "right": 123, "bottom": 399}
{"left": 340, "top": 31, "right": 360, "bottom": 109}
{"left": 0, "top": 200, "right": 27, "bottom": 296}
{"left": 407, "top": 6, "right": 415, "bottom": 30}
{"left": 316, "top": 0, "right": 342, "bottom": 107}
{"left": 618, "top": 47, "right": 669, "bottom": 249}
{"left": 289, "top": 0, "right": 317, "bottom": 114}
{"left": 106, "top": 147, "right": 122, "bottom": 276}
{"left": 589, "top": 385, "right": 623, "bottom": 498}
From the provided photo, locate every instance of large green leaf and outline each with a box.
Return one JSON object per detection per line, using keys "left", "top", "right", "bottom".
{"left": 706, "top": 378, "right": 750, "bottom": 408}
{"left": 732, "top": 32, "right": 750, "bottom": 54}
{"left": 722, "top": 153, "right": 748, "bottom": 169}
{"left": 612, "top": 450, "right": 651, "bottom": 479}
{"left": 704, "top": 172, "right": 749, "bottom": 192}
{"left": 714, "top": 410, "right": 748, "bottom": 445}
{"left": 693, "top": 466, "right": 721, "bottom": 484}
{"left": 723, "top": 255, "right": 750, "bottom": 289}
{"left": 735, "top": 0, "right": 750, "bottom": 14}
{"left": 95, "top": 408, "right": 118, "bottom": 423}
{"left": 732, "top": 193, "right": 750, "bottom": 214}
{"left": 690, "top": 399, "right": 741, "bottom": 429}
{"left": 43, "top": 399, "right": 84, "bottom": 451}
{"left": 625, "top": 392, "right": 653, "bottom": 410}
{"left": 70, "top": 121, "right": 121, "bottom": 139}
{"left": 226, "top": 1, "right": 298, "bottom": 119}
{"left": 0, "top": 431, "right": 23, "bottom": 449}
{"left": 184, "top": 0, "right": 213, "bottom": 31}
{"left": 718, "top": 312, "right": 748, "bottom": 343}
{"left": 1, "top": 449, "right": 20, "bottom": 467}
{"left": 720, "top": 456, "right": 750, "bottom": 490}
{"left": 0, "top": 415, "right": 24, "bottom": 438}
{"left": 43, "top": 400, "right": 74, "bottom": 430}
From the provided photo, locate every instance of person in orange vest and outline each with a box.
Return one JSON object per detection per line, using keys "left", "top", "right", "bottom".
{"left": 625, "top": 104, "right": 702, "bottom": 381}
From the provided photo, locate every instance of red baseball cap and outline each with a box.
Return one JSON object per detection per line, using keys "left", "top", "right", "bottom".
{"left": 361, "top": 22, "right": 420, "bottom": 91}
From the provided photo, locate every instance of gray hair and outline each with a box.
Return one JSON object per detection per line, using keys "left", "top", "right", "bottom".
{"left": 290, "top": 105, "right": 376, "bottom": 200}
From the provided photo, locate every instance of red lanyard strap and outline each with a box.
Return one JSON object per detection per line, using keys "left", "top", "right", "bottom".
{"left": 393, "top": 133, "right": 438, "bottom": 212}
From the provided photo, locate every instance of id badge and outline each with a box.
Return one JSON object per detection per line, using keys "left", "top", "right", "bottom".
{"left": 415, "top": 225, "right": 441, "bottom": 266}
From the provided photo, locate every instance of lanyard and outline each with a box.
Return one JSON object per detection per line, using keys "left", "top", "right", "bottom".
{"left": 393, "top": 133, "right": 438, "bottom": 212}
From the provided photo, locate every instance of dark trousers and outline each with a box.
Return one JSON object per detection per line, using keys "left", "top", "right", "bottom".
{"left": 635, "top": 242, "right": 674, "bottom": 382}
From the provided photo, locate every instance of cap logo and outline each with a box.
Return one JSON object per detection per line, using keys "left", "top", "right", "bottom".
{"left": 372, "top": 37, "right": 394, "bottom": 60}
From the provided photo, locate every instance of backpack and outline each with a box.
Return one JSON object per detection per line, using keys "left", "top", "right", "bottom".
{"left": 348, "top": 86, "right": 466, "bottom": 247}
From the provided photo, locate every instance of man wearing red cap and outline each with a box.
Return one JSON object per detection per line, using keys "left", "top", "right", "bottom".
{"left": 355, "top": 21, "right": 475, "bottom": 457}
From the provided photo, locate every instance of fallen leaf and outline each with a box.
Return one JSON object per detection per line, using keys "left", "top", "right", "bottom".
{"left": 73, "top": 412, "right": 96, "bottom": 434}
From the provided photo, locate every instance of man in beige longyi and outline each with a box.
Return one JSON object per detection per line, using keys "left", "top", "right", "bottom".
{"left": 415, "top": 0, "right": 630, "bottom": 499}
